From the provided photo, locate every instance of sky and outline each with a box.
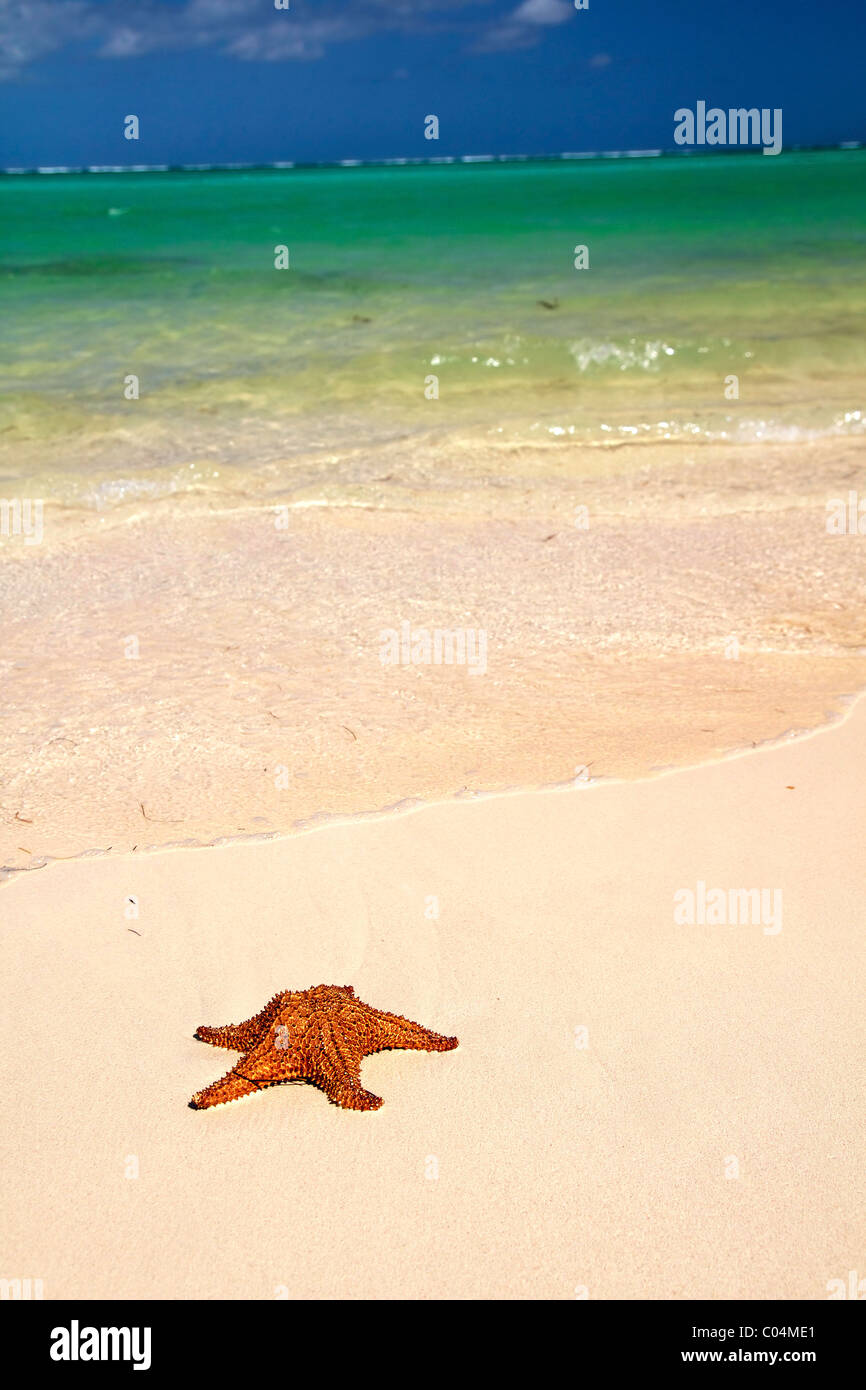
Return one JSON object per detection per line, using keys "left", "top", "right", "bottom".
{"left": 0, "top": 0, "right": 863, "bottom": 167}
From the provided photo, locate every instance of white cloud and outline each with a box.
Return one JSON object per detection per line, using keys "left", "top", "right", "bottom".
{"left": 511, "top": 0, "right": 572, "bottom": 25}
{"left": 474, "top": 0, "right": 572, "bottom": 52}
{"left": 0, "top": 0, "right": 94, "bottom": 78}
{"left": 100, "top": 27, "right": 155, "bottom": 59}
{"left": 0, "top": 0, "right": 556, "bottom": 80}
{"left": 225, "top": 26, "right": 326, "bottom": 62}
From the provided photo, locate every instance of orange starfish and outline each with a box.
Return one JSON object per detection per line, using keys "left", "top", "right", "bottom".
{"left": 190, "top": 985, "right": 458, "bottom": 1112}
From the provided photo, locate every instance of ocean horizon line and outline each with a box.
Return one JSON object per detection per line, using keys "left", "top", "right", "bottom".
{"left": 1, "top": 141, "right": 862, "bottom": 177}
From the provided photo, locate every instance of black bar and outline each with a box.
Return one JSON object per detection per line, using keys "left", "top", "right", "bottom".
{"left": 7, "top": 1298, "right": 862, "bottom": 1373}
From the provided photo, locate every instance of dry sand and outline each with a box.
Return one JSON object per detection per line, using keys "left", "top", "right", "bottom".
{"left": 1, "top": 695, "right": 864, "bottom": 1300}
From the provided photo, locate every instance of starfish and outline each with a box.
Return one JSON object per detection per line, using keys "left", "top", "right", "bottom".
{"left": 190, "top": 985, "right": 458, "bottom": 1112}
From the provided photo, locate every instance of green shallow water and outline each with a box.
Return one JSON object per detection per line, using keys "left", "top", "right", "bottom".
{"left": 0, "top": 151, "right": 864, "bottom": 505}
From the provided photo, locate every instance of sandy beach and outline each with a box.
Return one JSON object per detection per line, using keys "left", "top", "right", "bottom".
{"left": 2, "top": 144, "right": 865, "bottom": 1310}
{"left": 2, "top": 694, "right": 864, "bottom": 1300}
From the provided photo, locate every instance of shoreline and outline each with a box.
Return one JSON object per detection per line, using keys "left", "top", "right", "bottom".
{"left": 3, "top": 682, "right": 865, "bottom": 887}
{"left": 4, "top": 432, "right": 865, "bottom": 876}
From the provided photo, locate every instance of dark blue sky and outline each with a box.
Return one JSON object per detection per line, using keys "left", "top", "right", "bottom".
{"left": 0, "top": 0, "right": 863, "bottom": 167}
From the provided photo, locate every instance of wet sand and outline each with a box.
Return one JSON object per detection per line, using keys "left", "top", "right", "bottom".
{"left": 2, "top": 435, "right": 865, "bottom": 877}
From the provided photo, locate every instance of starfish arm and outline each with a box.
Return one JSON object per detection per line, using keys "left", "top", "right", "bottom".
{"left": 194, "top": 991, "right": 288, "bottom": 1051}
{"left": 365, "top": 1009, "right": 459, "bottom": 1055}
{"left": 316, "top": 1070, "right": 384, "bottom": 1111}
{"left": 189, "top": 1058, "right": 263, "bottom": 1109}
{"left": 307, "top": 1020, "right": 383, "bottom": 1111}
{"left": 189, "top": 1038, "right": 308, "bottom": 1108}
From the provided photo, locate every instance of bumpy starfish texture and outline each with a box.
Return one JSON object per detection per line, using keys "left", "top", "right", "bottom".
{"left": 190, "top": 985, "right": 458, "bottom": 1112}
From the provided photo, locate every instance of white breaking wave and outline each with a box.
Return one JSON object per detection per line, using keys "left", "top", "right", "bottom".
{"left": 569, "top": 338, "right": 677, "bottom": 372}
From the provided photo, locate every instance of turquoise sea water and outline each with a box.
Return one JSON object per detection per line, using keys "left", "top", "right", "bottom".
{"left": 0, "top": 150, "right": 864, "bottom": 506}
